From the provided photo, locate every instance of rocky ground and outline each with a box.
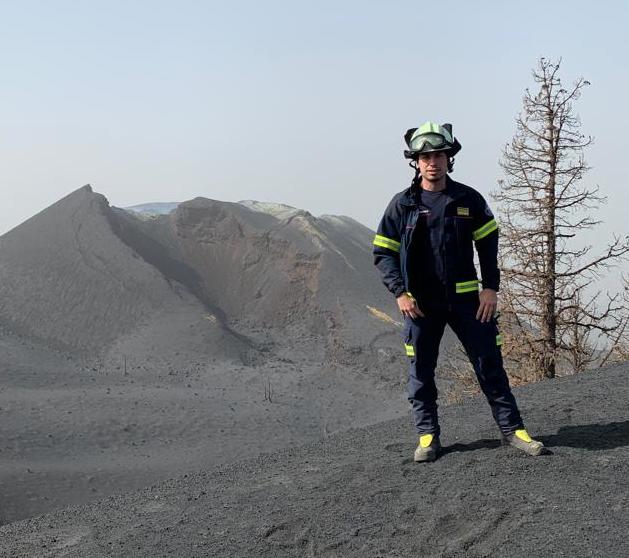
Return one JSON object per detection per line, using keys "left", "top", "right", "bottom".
{"left": 1, "top": 362, "right": 626, "bottom": 557}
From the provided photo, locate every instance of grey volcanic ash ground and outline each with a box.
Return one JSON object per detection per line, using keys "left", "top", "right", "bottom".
{"left": 0, "top": 186, "right": 626, "bottom": 556}
{"left": 1, "top": 363, "right": 628, "bottom": 557}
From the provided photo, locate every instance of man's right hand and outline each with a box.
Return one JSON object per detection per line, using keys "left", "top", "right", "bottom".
{"left": 397, "top": 292, "right": 424, "bottom": 319}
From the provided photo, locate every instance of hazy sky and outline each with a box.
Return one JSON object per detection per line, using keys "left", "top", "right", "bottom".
{"left": 1, "top": 0, "right": 627, "bottom": 271}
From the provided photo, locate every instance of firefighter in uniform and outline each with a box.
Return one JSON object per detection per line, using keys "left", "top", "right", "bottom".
{"left": 373, "top": 121, "right": 545, "bottom": 462}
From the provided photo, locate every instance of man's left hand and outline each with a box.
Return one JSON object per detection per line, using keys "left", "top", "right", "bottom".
{"left": 476, "top": 288, "right": 497, "bottom": 323}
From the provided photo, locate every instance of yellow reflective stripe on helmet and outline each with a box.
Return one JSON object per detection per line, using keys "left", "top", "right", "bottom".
{"left": 404, "top": 343, "right": 415, "bottom": 357}
{"left": 473, "top": 218, "right": 498, "bottom": 241}
{"left": 455, "top": 279, "right": 480, "bottom": 293}
{"left": 373, "top": 234, "right": 401, "bottom": 252}
{"left": 496, "top": 334, "right": 503, "bottom": 346}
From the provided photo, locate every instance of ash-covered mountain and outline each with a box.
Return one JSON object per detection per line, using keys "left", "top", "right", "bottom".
{"left": 0, "top": 185, "right": 405, "bottom": 371}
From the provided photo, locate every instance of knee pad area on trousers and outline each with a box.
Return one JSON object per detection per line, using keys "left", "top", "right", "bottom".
{"left": 407, "top": 378, "right": 438, "bottom": 402}
{"left": 475, "top": 354, "right": 509, "bottom": 395}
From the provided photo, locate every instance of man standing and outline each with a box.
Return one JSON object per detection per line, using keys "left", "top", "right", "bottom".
{"left": 373, "top": 121, "right": 544, "bottom": 462}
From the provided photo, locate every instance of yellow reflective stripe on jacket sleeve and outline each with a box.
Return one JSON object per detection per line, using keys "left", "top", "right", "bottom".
{"left": 455, "top": 279, "right": 480, "bottom": 293}
{"left": 404, "top": 343, "right": 415, "bottom": 357}
{"left": 496, "top": 334, "right": 503, "bottom": 346}
{"left": 373, "top": 234, "right": 401, "bottom": 253}
{"left": 472, "top": 218, "right": 498, "bottom": 241}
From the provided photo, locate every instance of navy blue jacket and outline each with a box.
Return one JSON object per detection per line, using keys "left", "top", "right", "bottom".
{"left": 373, "top": 176, "right": 499, "bottom": 306}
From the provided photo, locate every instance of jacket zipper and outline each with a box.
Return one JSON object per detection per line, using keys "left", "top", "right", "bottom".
{"left": 442, "top": 198, "right": 453, "bottom": 310}
{"left": 405, "top": 207, "right": 416, "bottom": 292}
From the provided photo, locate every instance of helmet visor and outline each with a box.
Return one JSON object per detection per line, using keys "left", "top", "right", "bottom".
{"left": 409, "top": 132, "right": 449, "bottom": 152}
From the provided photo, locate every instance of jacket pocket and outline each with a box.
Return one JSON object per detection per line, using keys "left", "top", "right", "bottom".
{"left": 453, "top": 215, "right": 473, "bottom": 244}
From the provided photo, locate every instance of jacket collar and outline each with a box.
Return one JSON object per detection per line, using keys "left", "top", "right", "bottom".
{"left": 399, "top": 175, "right": 466, "bottom": 207}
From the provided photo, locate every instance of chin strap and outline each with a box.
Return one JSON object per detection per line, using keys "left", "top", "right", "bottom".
{"left": 411, "top": 169, "right": 421, "bottom": 188}
{"left": 408, "top": 160, "right": 421, "bottom": 185}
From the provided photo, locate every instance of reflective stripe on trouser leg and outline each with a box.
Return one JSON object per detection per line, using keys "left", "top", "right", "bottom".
{"left": 405, "top": 315, "right": 447, "bottom": 437}
{"left": 446, "top": 305, "right": 523, "bottom": 434}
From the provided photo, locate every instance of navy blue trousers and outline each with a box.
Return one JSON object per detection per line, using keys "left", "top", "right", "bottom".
{"left": 404, "top": 300, "right": 524, "bottom": 436}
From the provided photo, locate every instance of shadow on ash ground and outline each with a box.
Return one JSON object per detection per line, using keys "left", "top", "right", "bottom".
{"left": 1, "top": 362, "right": 627, "bottom": 558}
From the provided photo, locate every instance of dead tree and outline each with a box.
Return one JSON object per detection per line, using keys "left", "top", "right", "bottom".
{"left": 599, "top": 275, "right": 629, "bottom": 366}
{"left": 494, "top": 57, "right": 629, "bottom": 379}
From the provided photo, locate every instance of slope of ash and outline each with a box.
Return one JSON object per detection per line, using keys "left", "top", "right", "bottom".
{"left": 1, "top": 363, "right": 626, "bottom": 557}
{"left": 0, "top": 186, "right": 245, "bottom": 359}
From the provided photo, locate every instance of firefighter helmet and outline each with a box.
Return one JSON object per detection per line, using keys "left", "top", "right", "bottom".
{"left": 403, "top": 121, "right": 462, "bottom": 159}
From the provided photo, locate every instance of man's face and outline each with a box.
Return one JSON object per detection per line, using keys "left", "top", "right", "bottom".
{"left": 417, "top": 151, "right": 448, "bottom": 181}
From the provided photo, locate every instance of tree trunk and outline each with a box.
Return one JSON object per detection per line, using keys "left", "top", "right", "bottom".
{"left": 543, "top": 104, "right": 557, "bottom": 379}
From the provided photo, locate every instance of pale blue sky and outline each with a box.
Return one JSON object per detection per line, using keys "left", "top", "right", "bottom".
{"left": 1, "top": 0, "right": 627, "bottom": 266}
